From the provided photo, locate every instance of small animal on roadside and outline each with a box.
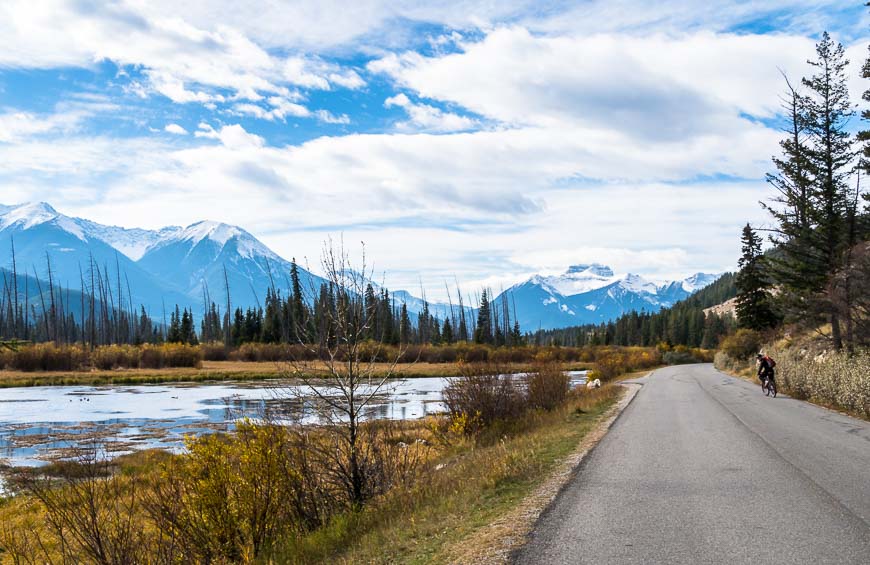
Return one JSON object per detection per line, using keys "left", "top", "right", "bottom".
{"left": 586, "top": 378, "right": 602, "bottom": 389}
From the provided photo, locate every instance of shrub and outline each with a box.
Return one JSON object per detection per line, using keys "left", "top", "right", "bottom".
{"left": 526, "top": 362, "right": 569, "bottom": 411}
{"left": 457, "top": 345, "right": 490, "bottom": 363}
{"left": 162, "top": 344, "right": 202, "bottom": 368}
{"left": 92, "top": 345, "right": 140, "bottom": 370}
{"left": 442, "top": 364, "right": 524, "bottom": 434}
{"left": 200, "top": 342, "right": 229, "bottom": 361}
{"left": 138, "top": 344, "right": 164, "bottom": 369}
{"left": 772, "top": 348, "right": 870, "bottom": 418}
{"left": 3, "top": 344, "right": 89, "bottom": 372}
{"left": 720, "top": 329, "right": 762, "bottom": 361}
{"left": 594, "top": 351, "right": 627, "bottom": 380}
{"left": 147, "top": 423, "right": 329, "bottom": 561}
{"left": 232, "top": 342, "right": 290, "bottom": 362}
{"left": 138, "top": 344, "right": 202, "bottom": 369}
{"left": 662, "top": 350, "right": 699, "bottom": 365}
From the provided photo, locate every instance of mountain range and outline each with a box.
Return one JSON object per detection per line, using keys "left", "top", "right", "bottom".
{"left": 504, "top": 264, "right": 719, "bottom": 331}
{"left": 0, "top": 203, "right": 719, "bottom": 331}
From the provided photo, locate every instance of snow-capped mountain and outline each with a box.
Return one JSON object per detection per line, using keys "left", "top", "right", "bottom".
{"left": 137, "top": 220, "right": 325, "bottom": 310}
{"left": 0, "top": 202, "right": 191, "bottom": 312}
{"left": 0, "top": 203, "right": 720, "bottom": 330}
{"left": 73, "top": 219, "right": 182, "bottom": 261}
{"left": 531, "top": 263, "right": 616, "bottom": 296}
{"left": 0, "top": 202, "right": 447, "bottom": 319}
{"left": 498, "top": 265, "right": 720, "bottom": 331}
{"left": 680, "top": 272, "right": 720, "bottom": 293}
{"left": 0, "top": 202, "right": 181, "bottom": 260}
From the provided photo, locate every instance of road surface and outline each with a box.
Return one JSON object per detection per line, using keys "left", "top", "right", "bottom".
{"left": 513, "top": 364, "right": 870, "bottom": 564}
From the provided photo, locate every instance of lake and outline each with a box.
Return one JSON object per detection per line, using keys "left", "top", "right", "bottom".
{"left": 0, "top": 371, "right": 589, "bottom": 473}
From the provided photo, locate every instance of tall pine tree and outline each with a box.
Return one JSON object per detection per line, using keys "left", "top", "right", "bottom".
{"left": 735, "top": 224, "right": 778, "bottom": 331}
{"left": 861, "top": 3, "right": 870, "bottom": 180}
{"left": 474, "top": 290, "right": 493, "bottom": 344}
{"left": 802, "top": 32, "right": 855, "bottom": 349}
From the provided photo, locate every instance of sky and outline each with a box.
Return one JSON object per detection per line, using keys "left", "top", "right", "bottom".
{"left": 0, "top": 1, "right": 867, "bottom": 299}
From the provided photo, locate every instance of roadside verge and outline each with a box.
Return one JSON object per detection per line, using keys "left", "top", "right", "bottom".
{"left": 442, "top": 373, "right": 648, "bottom": 564}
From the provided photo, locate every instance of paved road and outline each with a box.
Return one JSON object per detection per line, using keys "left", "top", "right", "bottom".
{"left": 513, "top": 364, "right": 870, "bottom": 564}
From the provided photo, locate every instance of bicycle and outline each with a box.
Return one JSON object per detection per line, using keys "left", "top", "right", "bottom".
{"left": 761, "top": 375, "right": 777, "bottom": 398}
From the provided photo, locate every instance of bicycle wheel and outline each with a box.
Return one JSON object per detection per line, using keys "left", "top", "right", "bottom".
{"left": 770, "top": 380, "right": 777, "bottom": 398}
{"left": 764, "top": 381, "right": 772, "bottom": 396}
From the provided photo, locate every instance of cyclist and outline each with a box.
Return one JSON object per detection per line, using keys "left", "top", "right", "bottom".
{"left": 757, "top": 353, "right": 776, "bottom": 389}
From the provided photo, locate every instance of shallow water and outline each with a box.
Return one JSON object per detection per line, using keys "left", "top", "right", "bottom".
{"left": 0, "top": 371, "right": 587, "bottom": 491}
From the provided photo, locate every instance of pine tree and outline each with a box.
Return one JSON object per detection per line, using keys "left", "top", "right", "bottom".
{"left": 457, "top": 314, "right": 468, "bottom": 343}
{"left": 735, "top": 224, "right": 778, "bottom": 331}
{"left": 442, "top": 318, "right": 454, "bottom": 344}
{"left": 511, "top": 320, "right": 523, "bottom": 346}
{"left": 167, "top": 305, "right": 182, "bottom": 343}
{"left": 364, "top": 283, "right": 378, "bottom": 340}
{"left": 860, "top": 4, "right": 870, "bottom": 180}
{"left": 765, "top": 73, "right": 813, "bottom": 245}
{"left": 399, "top": 303, "right": 412, "bottom": 344}
{"left": 800, "top": 32, "right": 855, "bottom": 349}
{"left": 289, "top": 258, "right": 306, "bottom": 342}
{"left": 474, "top": 289, "right": 493, "bottom": 344}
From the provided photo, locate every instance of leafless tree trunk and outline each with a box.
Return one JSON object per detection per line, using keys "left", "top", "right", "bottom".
{"left": 284, "top": 238, "right": 408, "bottom": 507}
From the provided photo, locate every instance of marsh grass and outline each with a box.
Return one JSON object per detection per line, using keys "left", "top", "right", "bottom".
{"left": 273, "top": 385, "right": 622, "bottom": 564}
{"left": 0, "top": 384, "right": 622, "bottom": 564}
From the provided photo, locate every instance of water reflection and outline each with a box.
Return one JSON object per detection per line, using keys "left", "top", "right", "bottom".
{"left": 0, "top": 372, "right": 586, "bottom": 468}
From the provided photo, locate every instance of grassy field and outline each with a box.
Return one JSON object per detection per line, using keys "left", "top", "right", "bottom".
{"left": 275, "top": 385, "right": 623, "bottom": 564}
{"left": 0, "top": 384, "right": 623, "bottom": 564}
{"left": 0, "top": 360, "right": 592, "bottom": 388}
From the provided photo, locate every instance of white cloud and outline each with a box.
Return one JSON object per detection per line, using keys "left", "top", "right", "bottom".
{"left": 370, "top": 28, "right": 827, "bottom": 142}
{"left": 0, "top": 2, "right": 865, "bottom": 300}
{"left": 313, "top": 110, "right": 350, "bottom": 124}
{"left": 0, "top": 100, "right": 111, "bottom": 142}
{"left": 194, "top": 123, "right": 265, "bottom": 148}
{"left": 0, "top": 1, "right": 366, "bottom": 107}
{"left": 0, "top": 112, "right": 781, "bottom": 298}
{"left": 164, "top": 123, "right": 188, "bottom": 135}
{"left": 0, "top": 111, "right": 76, "bottom": 142}
{"left": 384, "top": 93, "right": 477, "bottom": 132}
{"left": 233, "top": 98, "right": 311, "bottom": 121}
{"left": 231, "top": 98, "right": 349, "bottom": 124}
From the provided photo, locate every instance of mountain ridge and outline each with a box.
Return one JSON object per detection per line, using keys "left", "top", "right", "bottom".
{"left": 0, "top": 202, "right": 720, "bottom": 329}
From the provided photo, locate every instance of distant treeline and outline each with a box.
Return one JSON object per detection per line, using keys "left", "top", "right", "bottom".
{"left": 198, "top": 275, "right": 522, "bottom": 349}
{"left": 533, "top": 273, "right": 737, "bottom": 349}
{"left": 0, "top": 244, "right": 522, "bottom": 349}
{"left": 0, "top": 248, "right": 164, "bottom": 346}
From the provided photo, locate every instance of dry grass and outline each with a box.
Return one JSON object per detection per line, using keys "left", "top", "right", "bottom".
{"left": 715, "top": 348, "right": 870, "bottom": 421}
{"left": 0, "top": 360, "right": 592, "bottom": 388}
{"left": 275, "top": 385, "right": 624, "bottom": 564}
{"left": 0, "top": 378, "right": 630, "bottom": 564}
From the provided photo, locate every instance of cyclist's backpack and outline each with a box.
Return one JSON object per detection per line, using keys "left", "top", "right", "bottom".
{"left": 766, "top": 356, "right": 776, "bottom": 369}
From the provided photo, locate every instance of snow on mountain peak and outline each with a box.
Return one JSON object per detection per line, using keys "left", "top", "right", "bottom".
{"left": 1, "top": 202, "right": 58, "bottom": 228}
{"left": 172, "top": 220, "right": 278, "bottom": 261}
{"left": 181, "top": 221, "right": 244, "bottom": 246}
{"left": 0, "top": 202, "right": 86, "bottom": 241}
{"left": 533, "top": 264, "right": 618, "bottom": 297}
{"left": 618, "top": 273, "right": 659, "bottom": 294}
{"left": 566, "top": 263, "right": 614, "bottom": 277}
{"left": 681, "top": 272, "right": 719, "bottom": 292}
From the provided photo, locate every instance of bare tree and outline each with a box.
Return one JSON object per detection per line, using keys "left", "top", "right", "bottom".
{"left": 284, "top": 238, "right": 407, "bottom": 506}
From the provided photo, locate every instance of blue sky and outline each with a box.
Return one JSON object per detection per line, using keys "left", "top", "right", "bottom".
{"left": 0, "top": 1, "right": 867, "bottom": 297}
